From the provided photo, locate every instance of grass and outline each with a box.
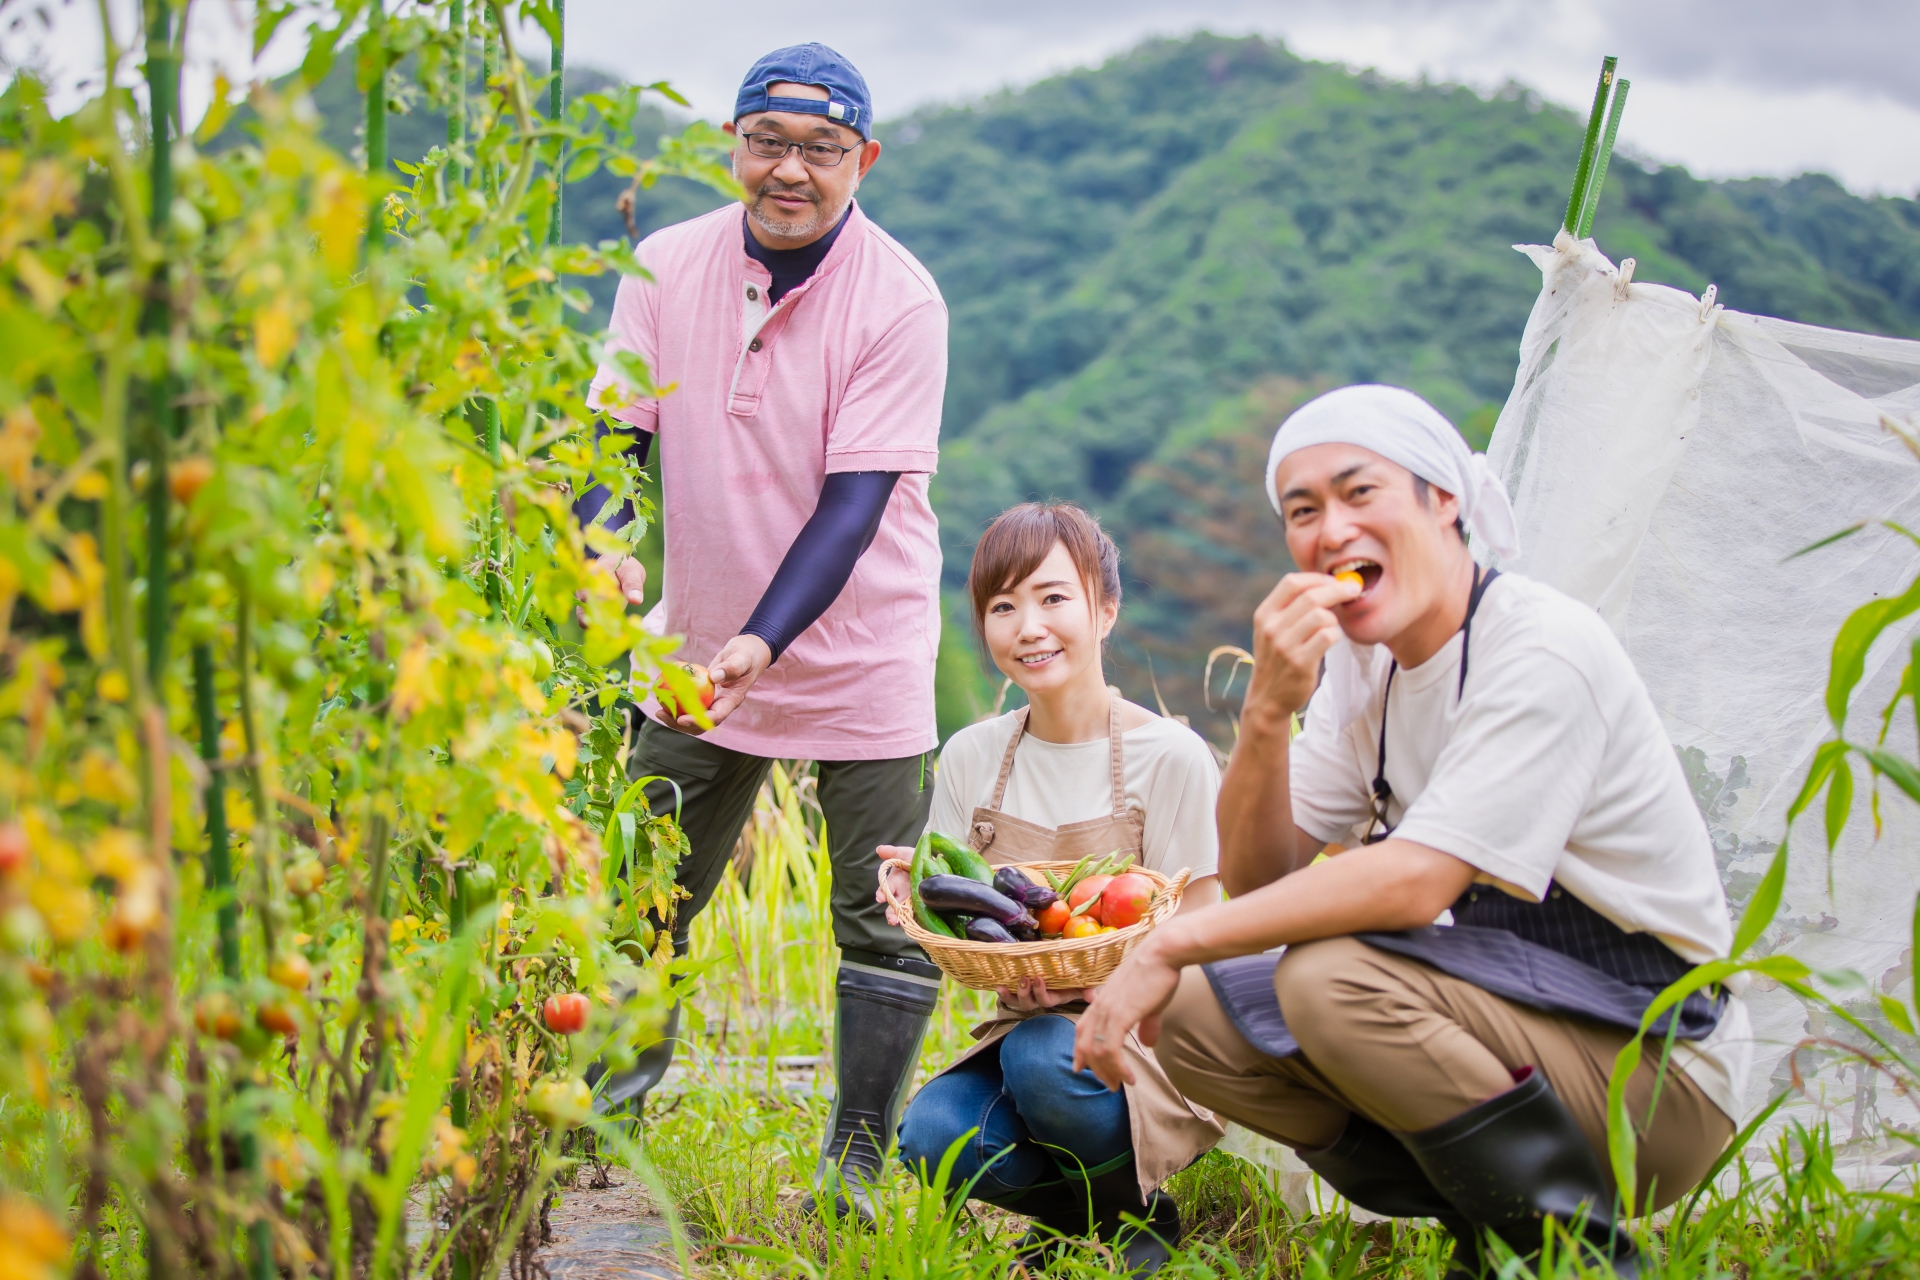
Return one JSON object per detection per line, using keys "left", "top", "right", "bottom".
{"left": 594, "top": 766, "right": 1920, "bottom": 1278}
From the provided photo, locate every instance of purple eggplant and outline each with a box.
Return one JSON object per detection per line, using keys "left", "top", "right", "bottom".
{"left": 993, "top": 867, "right": 1059, "bottom": 912}
{"left": 964, "top": 917, "right": 1017, "bottom": 944}
{"left": 919, "top": 875, "right": 1025, "bottom": 924}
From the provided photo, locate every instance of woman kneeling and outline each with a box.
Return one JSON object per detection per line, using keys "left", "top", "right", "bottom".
{"left": 880, "top": 502, "right": 1223, "bottom": 1273}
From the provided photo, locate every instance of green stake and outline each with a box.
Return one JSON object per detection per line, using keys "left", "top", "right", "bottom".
{"left": 1576, "top": 78, "right": 1630, "bottom": 240}
{"left": 449, "top": 0, "right": 466, "bottom": 185}
{"left": 141, "top": 0, "right": 178, "bottom": 695}
{"left": 1562, "top": 55, "right": 1617, "bottom": 236}
{"left": 366, "top": 2, "right": 387, "bottom": 176}
{"left": 549, "top": 0, "right": 565, "bottom": 246}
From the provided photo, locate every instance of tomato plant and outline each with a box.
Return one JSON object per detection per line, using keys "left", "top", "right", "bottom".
{"left": 0, "top": 0, "right": 735, "bottom": 1273}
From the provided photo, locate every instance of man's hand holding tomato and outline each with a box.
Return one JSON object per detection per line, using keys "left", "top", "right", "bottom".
{"left": 667, "top": 634, "right": 773, "bottom": 733}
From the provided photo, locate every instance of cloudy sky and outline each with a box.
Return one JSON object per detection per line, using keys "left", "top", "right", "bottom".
{"left": 7, "top": 0, "right": 1918, "bottom": 194}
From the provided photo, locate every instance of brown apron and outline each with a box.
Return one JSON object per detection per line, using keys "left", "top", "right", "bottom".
{"left": 941, "top": 697, "right": 1222, "bottom": 1198}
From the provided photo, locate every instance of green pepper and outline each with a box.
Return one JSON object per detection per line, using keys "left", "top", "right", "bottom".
{"left": 909, "top": 833, "right": 959, "bottom": 938}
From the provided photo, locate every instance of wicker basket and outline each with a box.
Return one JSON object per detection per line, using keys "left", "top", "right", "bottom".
{"left": 877, "top": 859, "right": 1190, "bottom": 991}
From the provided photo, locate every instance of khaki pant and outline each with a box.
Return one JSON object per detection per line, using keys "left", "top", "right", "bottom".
{"left": 1154, "top": 938, "right": 1733, "bottom": 1213}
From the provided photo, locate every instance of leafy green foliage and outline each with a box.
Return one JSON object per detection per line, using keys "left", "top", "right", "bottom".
{"left": 0, "top": 0, "right": 739, "bottom": 1271}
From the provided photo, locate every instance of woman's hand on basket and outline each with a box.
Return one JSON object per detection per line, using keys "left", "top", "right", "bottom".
{"left": 997, "top": 976, "right": 1087, "bottom": 1011}
{"left": 1072, "top": 938, "right": 1182, "bottom": 1091}
{"left": 875, "top": 845, "right": 914, "bottom": 927}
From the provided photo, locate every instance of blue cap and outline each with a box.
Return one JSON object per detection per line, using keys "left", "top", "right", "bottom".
{"left": 734, "top": 43, "right": 872, "bottom": 139}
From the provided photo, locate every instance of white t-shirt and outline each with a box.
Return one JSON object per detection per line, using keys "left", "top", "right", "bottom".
{"left": 1290, "top": 572, "right": 1751, "bottom": 1121}
{"left": 929, "top": 712, "right": 1222, "bottom": 882}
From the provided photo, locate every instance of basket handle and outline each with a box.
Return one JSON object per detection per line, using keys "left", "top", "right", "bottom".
{"left": 877, "top": 857, "right": 914, "bottom": 911}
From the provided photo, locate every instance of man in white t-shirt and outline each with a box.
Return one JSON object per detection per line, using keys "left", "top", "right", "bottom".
{"left": 1073, "top": 385, "right": 1748, "bottom": 1278}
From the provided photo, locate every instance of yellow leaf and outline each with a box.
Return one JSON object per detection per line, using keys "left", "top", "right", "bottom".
{"left": 254, "top": 294, "right": 298, "bottom": 369}
{"left": 12, "top": 248, "right": 64, "bottom": 313}
{"left": 78, "top": 749, "right": 137, "bottom": 806}
{"left": 28, "top": 879, "right": 91, "bottom": 944}
{"left": 87, "top": 827, "right": 145, "bottom": 881}
{"left": 43, "top": 563, "right": 77, "bottom": 611}
{"left": 0, "top": 405, "right": 41, "bottom": 489}
{"left": 0, "top": 1192, "right": 68, "bottom": 1280}
{"left": 310, "top": 167, "right": 365, "bottom": 276}
{"left": 97, "top": 668, "right": 128, "bottom": 703}
{"left": 390, "top": 640, "right": 436, "bottom": 720}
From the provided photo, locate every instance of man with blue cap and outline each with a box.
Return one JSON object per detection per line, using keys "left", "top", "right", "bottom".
{"left": 582, "top": 45, "right": 948, "bottom": 1220}
{"left": 1071, "top": 386, "right": 1750, "bottom": 1276}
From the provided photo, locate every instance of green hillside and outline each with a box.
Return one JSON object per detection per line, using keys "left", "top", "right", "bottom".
{"left": 284, "top": 34, "right": 1920, "bottom": 742}
{"left": 857, "top": 36, "right": 1920, "bottom": 738}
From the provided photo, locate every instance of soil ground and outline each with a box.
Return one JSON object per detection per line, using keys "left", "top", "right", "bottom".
{"left": 539, "top": 1167, "right": 682, "bottom": 1280}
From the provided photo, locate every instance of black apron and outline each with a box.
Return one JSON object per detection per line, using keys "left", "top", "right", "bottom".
{"left": 1204, "top": 568, "right": 1726, "bottom": 1060}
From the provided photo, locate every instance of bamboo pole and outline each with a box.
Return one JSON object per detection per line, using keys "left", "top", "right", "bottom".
{"left": 1561, "top": 55, "right": 1617, "bottom": 237}
{"left": 1575, "top": 78, "right": 1630, "bottom": 240}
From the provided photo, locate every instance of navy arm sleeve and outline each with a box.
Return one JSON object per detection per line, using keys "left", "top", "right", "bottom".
{"left": 740, "top": 471, "right": 900, "bottom": 662}
{"left": 572, "top": 423, "right": 654, "bottom": 534}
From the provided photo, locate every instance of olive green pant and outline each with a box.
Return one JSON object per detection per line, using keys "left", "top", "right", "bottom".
{"left": 626, "top": 713, "right": 934, "bottom": 961}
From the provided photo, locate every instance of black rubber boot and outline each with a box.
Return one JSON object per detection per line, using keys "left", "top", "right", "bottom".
{"left": 1297, "top": 1113, "right": 1480, "bottom": 1277}
{"left": 1086, "top": 1165, "right": 1182, "bottom": 1275}
{"left": 1399, "top": 1068, "right": 1641, "bottom": 1279}
{"left": 1007, "top": 1178, "right": 1095, "bottom": 1268}
{"left": 801, "top": 954, "right": 940, "bottom": 1223}
{"left": 586, "top": 1000, "right": 681, "bottom": 1120}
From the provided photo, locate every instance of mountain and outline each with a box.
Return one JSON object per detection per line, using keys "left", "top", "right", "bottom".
{"left": 853, "top": 35, "right": 1920, "bottom": 740}
{"left": 282, "top": 35, "right": 1920, "bottom": 744}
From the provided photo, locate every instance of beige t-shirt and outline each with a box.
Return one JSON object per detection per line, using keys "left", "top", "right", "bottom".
{"left": 928, "top": 712, "right": 1222, "bottom": 881}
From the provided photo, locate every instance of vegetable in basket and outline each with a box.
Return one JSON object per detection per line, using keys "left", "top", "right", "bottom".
{"left": 918, "top": 875, "right": 1039, "bottom": 937}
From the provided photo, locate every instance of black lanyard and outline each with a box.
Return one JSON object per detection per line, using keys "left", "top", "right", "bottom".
{"left": 1360, "top": 565, "right": 1501, "bottom": 846}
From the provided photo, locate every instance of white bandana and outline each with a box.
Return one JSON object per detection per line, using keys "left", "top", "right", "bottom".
{"left": 1264, "top": 384, "right": 1522, "bottom": 731}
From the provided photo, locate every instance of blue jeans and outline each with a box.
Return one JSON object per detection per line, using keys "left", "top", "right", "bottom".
{"left": 897, "top": 1015, "right": 1133, "bottom": 1207}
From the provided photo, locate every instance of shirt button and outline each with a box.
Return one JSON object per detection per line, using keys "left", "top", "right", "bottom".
{"left": 746, "top": 286, "right": 758, "bottom": 301}
{"left": 748, "top": 337, "right": 763, "bottom": 352}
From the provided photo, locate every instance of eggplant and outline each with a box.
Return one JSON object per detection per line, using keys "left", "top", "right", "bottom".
{"left": 918, "top": 874, "right": 1024, "bottom": 923}
{"left": 993, "top": 867, "right": 1058, "bottom": 912}
{"left": 964, "top": 917, "right": 1017, "bottom": 944}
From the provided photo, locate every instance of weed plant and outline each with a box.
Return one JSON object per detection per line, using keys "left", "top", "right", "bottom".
{"left": 625, "top": 768, "right": 1920, "bottom": 1279}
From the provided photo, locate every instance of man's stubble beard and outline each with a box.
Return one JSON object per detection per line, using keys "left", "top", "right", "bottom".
{"left": 738, "top": 158, "right": 858, "bottom": 243}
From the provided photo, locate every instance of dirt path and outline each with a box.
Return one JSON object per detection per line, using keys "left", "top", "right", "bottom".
{"left": 538, "top": 1168, "right": 682, "bottom": 1280}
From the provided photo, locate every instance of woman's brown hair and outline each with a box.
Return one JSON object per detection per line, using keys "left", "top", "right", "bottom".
{"left": 967, "top": 501, "right": 1123, "bottom": 635}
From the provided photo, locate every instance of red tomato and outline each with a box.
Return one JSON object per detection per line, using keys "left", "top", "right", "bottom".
{"left": 1035, "top": 901, "right": 1072, "bottom": 937}
{"left": 0, "top": 821, "right": 26, "bottom": 876}
{"left": 169, "top": 456, "right": 215, "bottom": 505}
{"left": 1063, "top": 917, "right": 1102, "bottom": 940}
{"left": 1099, "top": 873, "right": 1156, "bottom": 929}
{"left": 257, "top": 1002, "right": 298, "bottom": 1036}
{"left": 1066, "top": 875, "right": 1112, "bottom": 926}
{"left": 195, "top": 994, "right": 242, "bottom": 1041}
{"left": 542, "top": 992, "right": 591, "bottom": 1035}
{"left": 659, "top": 663, "right": 716, "bottom": 719}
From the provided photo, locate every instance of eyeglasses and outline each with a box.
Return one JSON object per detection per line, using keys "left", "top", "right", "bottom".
{"left": 740, "top": 131, "right": 861, "bottom": 168}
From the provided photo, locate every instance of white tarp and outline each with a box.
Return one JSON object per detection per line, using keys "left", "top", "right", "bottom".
{"left": 1485, "top": 230, "right": 1920, "bottom": 1171}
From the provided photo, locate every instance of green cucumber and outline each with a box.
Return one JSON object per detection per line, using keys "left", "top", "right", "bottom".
{"left": 929, "top": 831, "right": 994, "bottom": 884}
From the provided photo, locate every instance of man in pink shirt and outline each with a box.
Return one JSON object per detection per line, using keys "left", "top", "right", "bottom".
{"left": 582, "top": 43, "right": 946, "bottom": 1219}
